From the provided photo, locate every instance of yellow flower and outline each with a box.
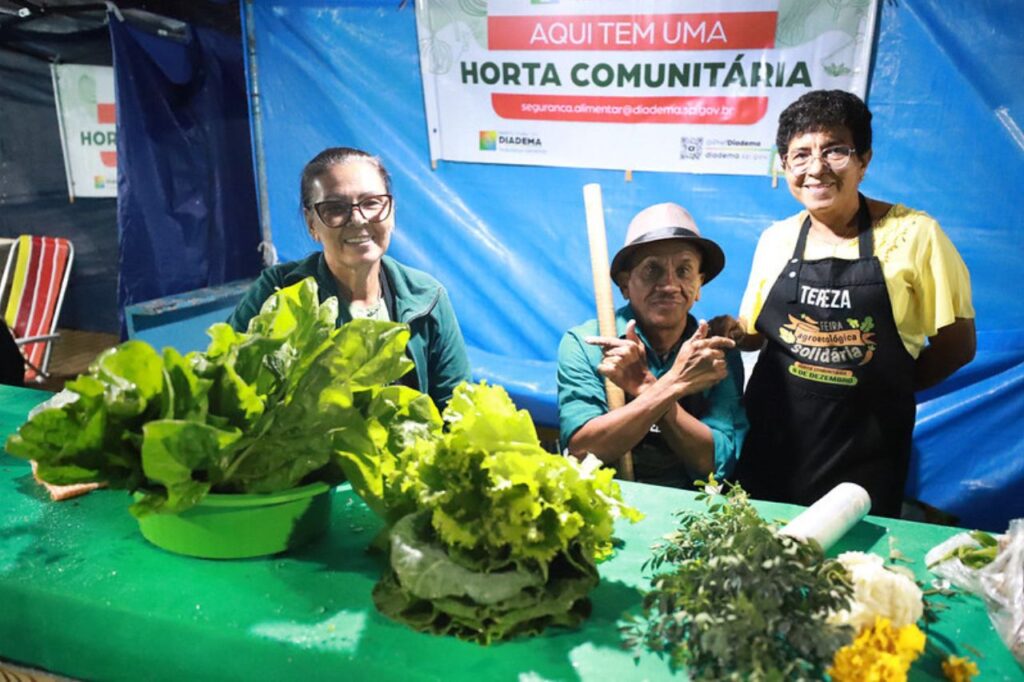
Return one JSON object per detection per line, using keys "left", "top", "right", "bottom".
{"left": 941, "top": 655, "right": 980, "bottom": 682}
{"left": 894, "top": 621, "right": 926, "bottom": 661}
{"left": 829, "top": 617, "right": 925, "bottom": 682}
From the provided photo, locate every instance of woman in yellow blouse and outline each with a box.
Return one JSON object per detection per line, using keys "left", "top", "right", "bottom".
{"left": 714, "top": 90, "right": 975, "bottom": 517}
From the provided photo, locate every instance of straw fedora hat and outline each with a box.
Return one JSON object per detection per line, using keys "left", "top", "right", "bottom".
{"left": 609, "top": 203, "right": 725, "bottom": 284}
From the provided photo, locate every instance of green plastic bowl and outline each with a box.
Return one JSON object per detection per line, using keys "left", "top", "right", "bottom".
{"left": 134, "top": 482, "right": 332, "bottom": 559}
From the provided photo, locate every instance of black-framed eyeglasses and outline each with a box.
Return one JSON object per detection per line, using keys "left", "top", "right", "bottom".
{"left": 782, "top": 145, "right": 857, "bottom": 174}
{"left": 310, "top": 194, "right": 393, "bottom": 228}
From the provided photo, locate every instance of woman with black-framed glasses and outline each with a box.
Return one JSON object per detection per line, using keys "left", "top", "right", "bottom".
{"left": 711, "top": 90, "right": 976, "bottom": 518}
{"left": 227, "top": 146, "right": 470, "bottom": 409}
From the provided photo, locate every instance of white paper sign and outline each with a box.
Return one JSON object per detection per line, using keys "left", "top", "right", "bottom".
{"left": 51, "top": 64, "right": 117, "bottom": 198}
{"left": 416, "top": 0, "right": 877, "bottom": 175}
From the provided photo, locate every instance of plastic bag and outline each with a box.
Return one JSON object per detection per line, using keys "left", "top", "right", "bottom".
{"left": 979, "top": 519, "right": 1024, "bottom": 668}
{"left": 925, "top": 532, "right": 993, "bottom": 595}
{"left": 927, "top": 520, "right": 1024, "bottom": 668}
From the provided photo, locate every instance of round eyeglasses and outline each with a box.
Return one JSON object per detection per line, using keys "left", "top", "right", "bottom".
{"left": 311, "top": 194, "right": 393, "bottom": 228}
{"left": 782, "top": 145, "right": 857, "bottom": 174}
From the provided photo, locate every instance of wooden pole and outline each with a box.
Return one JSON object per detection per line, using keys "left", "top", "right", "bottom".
{"left": 582, "top": 183, "right": 635, "bottom": 481}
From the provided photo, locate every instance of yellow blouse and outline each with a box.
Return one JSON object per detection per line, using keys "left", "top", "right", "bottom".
{"left": 738, "top": 205, "right": 975, "bottom": 358}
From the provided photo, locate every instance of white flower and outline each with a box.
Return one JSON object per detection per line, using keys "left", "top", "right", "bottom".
{"left": 828, "top": 551, "right": 924, "bottom": 629}
{"left": 836, "top": 550, "right": 884, "bottom": 570}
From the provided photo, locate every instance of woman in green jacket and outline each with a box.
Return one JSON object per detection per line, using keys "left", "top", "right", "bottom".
{"left": 228, "top": 147, "right": 471, "bottom": 409}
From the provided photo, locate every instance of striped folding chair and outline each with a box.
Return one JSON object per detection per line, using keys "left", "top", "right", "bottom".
{"left": 0, "top": 235, "right": 75, "bottom": 384}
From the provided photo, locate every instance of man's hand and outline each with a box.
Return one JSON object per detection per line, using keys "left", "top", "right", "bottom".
{"left": 585, "top": 319, "right": 656, "bottom": 397}
{"left": 668, "top": 320, "right": 735, "bottom": 397}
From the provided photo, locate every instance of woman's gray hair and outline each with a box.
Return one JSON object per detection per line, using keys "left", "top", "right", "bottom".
{"left": 299, "top": 147, "right": 392, "bottom": 209}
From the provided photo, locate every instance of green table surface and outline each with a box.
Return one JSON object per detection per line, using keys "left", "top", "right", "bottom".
{"left": 1, "top": 384, "right": 1019, "bottom": 681}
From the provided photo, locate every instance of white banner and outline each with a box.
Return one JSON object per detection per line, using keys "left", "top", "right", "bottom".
{"left": 416, "top": 0, "right": 877, "bottom": 175}
{"left": 51, "top": 64, "right": 117, "bottom": 198}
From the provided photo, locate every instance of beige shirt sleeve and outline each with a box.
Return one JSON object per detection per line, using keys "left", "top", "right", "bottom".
{"left": 907, "top": 216, "right": 975, "bottom": 338}
{"left": 738, "top": 219, "right": 796, "bottom": 334}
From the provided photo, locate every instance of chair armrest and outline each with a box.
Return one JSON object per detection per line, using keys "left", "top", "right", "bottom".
{"left": 15, "top": 333, "right": 60, "bottom": 346}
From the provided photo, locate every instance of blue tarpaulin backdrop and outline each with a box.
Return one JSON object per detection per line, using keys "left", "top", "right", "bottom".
{"left": 243, "top": 1, "right": 1023, "bottom": 531}
{"left": 111, "top": 14, "right": 262, "bottom": 334}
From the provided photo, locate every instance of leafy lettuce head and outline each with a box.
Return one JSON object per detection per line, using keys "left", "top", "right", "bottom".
{"left": 348, "top": 381, "right": 642, "bottom": 571}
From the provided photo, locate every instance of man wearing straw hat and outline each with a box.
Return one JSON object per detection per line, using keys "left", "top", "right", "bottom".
{"left": 557, "top": 203, "right": 748, "bottom": 488}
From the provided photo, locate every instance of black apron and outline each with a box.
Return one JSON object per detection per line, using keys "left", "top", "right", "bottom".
{"left": 735, "top": 196, "right": 916, "bottom": 517}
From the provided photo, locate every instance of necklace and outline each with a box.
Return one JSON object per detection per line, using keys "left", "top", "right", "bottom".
{"left": 352, "top": 298, "right": 384, "bottom": 319}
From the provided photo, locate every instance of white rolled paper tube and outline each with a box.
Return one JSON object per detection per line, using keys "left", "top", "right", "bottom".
{"left": 779, "top": 483, "right": 872, "bottom": 551}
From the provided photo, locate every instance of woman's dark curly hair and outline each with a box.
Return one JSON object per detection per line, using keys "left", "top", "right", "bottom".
{"left": 299, "top": 147, "right": 392, "bottom": 209}
{"left": 776, "top": 90, "right": 872, "bottom": 157}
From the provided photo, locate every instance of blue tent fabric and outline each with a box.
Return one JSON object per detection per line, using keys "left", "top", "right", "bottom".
{"left": 910, "top": 332, "right": 1024, "bottom": 531}
{"left": 111, "top": 15, "right": 261, "bottom": 333}
{"left": 245, "top": 1, "right": 1023, "bottom": 530}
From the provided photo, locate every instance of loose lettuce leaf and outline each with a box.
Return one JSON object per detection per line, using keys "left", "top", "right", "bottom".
{"left": 332, "top": 385, "right": 441, "bottom": 522}
{"left": 92, "top": 341, "right": 165, "bottom": 419}
{"left": 132, "top": 420, "right": 242, "bottom": 516}
{"left": 375, "top": 516, "right": 599, "bottom": 644}
{"left": 8, "top": 373, "right": 144, "bottom": 489}
{"left": 245, "top": 275, "right": 337, "bottom": 342}
{"left": 229, "top": 276, "right": 337, "bottom": 393}
{"left": 10, "top": 407, "right": 104, "bottom": 484}
{"left": 6, "top": 405, "right": 91, "bottom": 468}
{"left": 200, "top": 357, "right": 266, "bottom": 432}
{"left": 158, "top": 347, "right": 212, "bottom": 421}
{"left": 443, "top": 380, "right": 540, "bottom": 454}
{"left": 389, "top": 513, "right": 543, "bottom": 604}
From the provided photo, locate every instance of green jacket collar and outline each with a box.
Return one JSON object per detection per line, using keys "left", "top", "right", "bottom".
{"left": 380, "top": 255, "right": 441, "bottom": 323}
{"left": 301, "top": 253, "right": 441, "bottom": 325}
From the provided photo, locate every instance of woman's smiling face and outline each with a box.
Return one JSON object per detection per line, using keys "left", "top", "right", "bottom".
{"left": 783, "top": 126, "right": 871, "bottom": 214}
{"left": 305, "top": 159, "right": 394, "bottom": 272}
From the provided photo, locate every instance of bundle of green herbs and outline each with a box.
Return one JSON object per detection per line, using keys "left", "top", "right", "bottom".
{"left": 336, "top": 381, "right": 643, "bottom": 644}
{"left": 621, "top": 481, "right": 855, "bottom": 681}
{"left": 6, "top": 278, "right": 432, "bottom": 516}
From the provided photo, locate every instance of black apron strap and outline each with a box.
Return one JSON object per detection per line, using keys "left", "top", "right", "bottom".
{"left": 784, "top": 194, "right": 874, "bottom": 303}
{"left": 856, "top": 193, "right": 874, "bottom": 259}
{"left": 784, "top": 218, "right": 811, "bottom": 303}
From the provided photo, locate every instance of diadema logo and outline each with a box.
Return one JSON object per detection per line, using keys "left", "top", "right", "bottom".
{"left": 500, "top": 134, "right": 542, "bottom": 146}
{"left": 479, "top": 130, "right": 546, "bottom": 154}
